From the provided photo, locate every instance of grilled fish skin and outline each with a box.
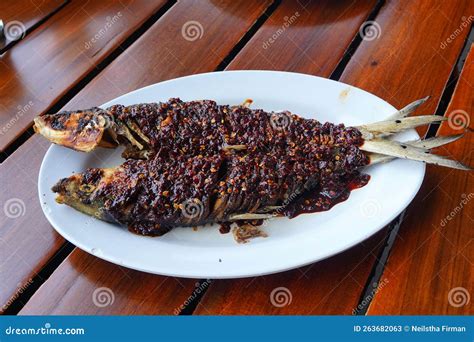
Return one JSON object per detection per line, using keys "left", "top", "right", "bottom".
{"left": 34, "top": 98, "right": 364, "bottom": 157}
{"left": 52, "top": 131, "right": 369, "bottom": 235}
{"left": 35, "top": 98, "right": 471, "bottom": 170}
{"left": 53, "top": 153, "right": 223, "bottom": 235}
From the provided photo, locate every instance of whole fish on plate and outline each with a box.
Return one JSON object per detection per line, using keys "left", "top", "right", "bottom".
{"left": 34, "top": 97, "right": 471, "bottom": 239}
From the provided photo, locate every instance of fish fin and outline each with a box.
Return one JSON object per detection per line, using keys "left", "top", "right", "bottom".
{"left": 387, "top": 96, "right": 430, "bottom": 119}
{"left": 229, "top": 213, "right": 274, "bottom": 221}
{"left": 368, "top": 134, "right": 464, "bottom": 165}
{"left": 356, "top": 115, "right": 446, "bottom": 138}
{"left": 362, "top": 138, "right": 471, "bottom": 170}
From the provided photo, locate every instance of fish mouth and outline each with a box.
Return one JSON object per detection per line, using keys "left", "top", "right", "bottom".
{"left": 33, "top": 110, "right": 119, "bottom": 152}
{"left": 52, "top": 170, "right": 114, "bottom": 222}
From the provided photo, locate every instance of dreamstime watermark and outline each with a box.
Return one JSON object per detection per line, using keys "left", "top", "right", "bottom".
{"left": 3, "top": 198, "right": 26, "bottom": 219}
{"left": 448, "top": 287, "right": 470, "bottom": 307}
{"left": 447, "top": 109, "right": 470, "bottom": 130}
{"left": 440, "top": 16, "right": 474, "bottom": 49}
{"left": 0, "top": 101, "right": 34, "bottom": 135}
{"left": 269, "top": 111, "right": 292, "bottom": 130}
{"left": 181, "top": 198, "right": 205, "bottom": 219}
{"left": 2, "top": 278, "right": 33, "bottom": 311}
{"left": 359, "top": 21, "right": 382, "bottom": 41}
{"left": 359, "top": 198, "right": 382, "bottom": 218}
{"left": 3, "top": 20, "right": 26, "bottom": 41}
{"left": 5, "top": 323, "right": 85, "bottom": 336}
{"left": 270, "top": 287, "right": 292, "bottom": 307}
{"left": 181, "top": 21, "right": 204, "bottom": 41}
{"left": 440, "top": 192, "right": 473, "bottom": 227}
{"left": 84, "top": 207, "right": 106, "bottom": 226}
{"left": 84, "top": 12, "right": 123, "bottom": 50}
{"left": 174, "top": 279, "right": 212, "bottom": 314}
{"left": 92, "top": 287, "right": 115, "bottom": 307}
{"left": 262, "top": 12, "right": 300, "bottom": 49}
{"left": 353, "top": 277, "right": 389, "bottom": 314}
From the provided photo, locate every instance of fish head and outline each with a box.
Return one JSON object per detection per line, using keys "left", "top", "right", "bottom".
{"left": 34, "top": 109, "right": 118, "bottom": 152}
{"left": 52, "top": 168, "right": 115, "bottom": 221}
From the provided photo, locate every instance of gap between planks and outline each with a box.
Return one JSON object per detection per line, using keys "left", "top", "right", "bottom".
{"left": 8, "top": 0, "right": 460, "bottom": 316}
{"left": 1, "top": 0, "right": 179, "bottom": 314}
{"left": 329, "top": 0, "right": 385, "bottom": 81}
{"left": 179, "top": 0, "right": 284, "bottom": 315}
{"left": 0, "top": 0, "right": 177, "bottom": 163}
{"left": 354, "top": 24, "right": 474, "bottom": 315}
{"left": 2, "top": 0, "right": 281, "bottom": 315}
{"left": 182, "top": 0, "right": 388, "bottom": 316}
{"left": 0, "top": 0, "right": 70, "bottom": 55}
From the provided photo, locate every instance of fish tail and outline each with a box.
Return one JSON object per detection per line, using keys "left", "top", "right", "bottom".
{"left": 357, "top": 98, "right": 471, "bottom": 170}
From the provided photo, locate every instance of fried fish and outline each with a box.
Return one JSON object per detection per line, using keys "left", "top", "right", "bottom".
{"left": 34, "top": 98, "right": 471, "bottom": 237}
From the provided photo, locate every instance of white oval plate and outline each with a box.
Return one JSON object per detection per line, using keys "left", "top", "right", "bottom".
{"left": 38, "top": 71, "right": 425, "bottom": 278}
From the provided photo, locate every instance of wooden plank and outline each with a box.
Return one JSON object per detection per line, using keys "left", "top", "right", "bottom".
{"left": 194, "top": 0, "right": 473, "bottom": 314}
{"left": 0, "top": 134, "right": 62, "bottom": 313}
{"left": 18, "top": 0, "right": 274, "bottom": 315}
{"left": 0, "top": 0, "right": 66, "bottom": 50}
{"left": 196, "top": 232, "right": 387, "bottom": 315}
{"left": 367, "top": 44, "right": 474, "bottom": 315}
{"left": 0, "top": 0, "right": 168, "bottom": 313}
{"left": 226, "top": 0, "right": 377, "bottom": 75}
{"left": 195, "top": 0, "right": 388, "bottom": 315}
{"left": 0, "top": 0, "right": 64, "bottom": 24}
{"left": 340, "top": 0, "right": 474, "bottom": 121}
{"left": 57, "top": 0, "right": 273, "bottom": 110}
{"left": 20, "top": 250, "right": 197, "bottom": 315}
{"left": 0, "top": 0, "right": 167, "bottom": 152}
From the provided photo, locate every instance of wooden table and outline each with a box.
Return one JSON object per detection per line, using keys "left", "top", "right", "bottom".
{"left": 1, "top": 0, "right": 472, "bottom": 315}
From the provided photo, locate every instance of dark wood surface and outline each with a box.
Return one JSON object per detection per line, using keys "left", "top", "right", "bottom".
{"left": 195, "top": 231, "right": 387, "bottom": 315}
{"left": 0, "top": 134, "right": 62, "bottom": 313}
{"left": 0, "top": 0, "right": 64, "bottom": 23}
{"left": 196, "top": 0, "right": 387, "bottom": 315}
{"left": 19, "top": 250, "right": 198, "bottom": 315}
{"left": 341, "top": 0, "right": 474, "bottom": 122}
{"left": 56, "top": 0, "right": 273, "bottom": 110}
{"left": 194, "top": 0, "right": 474, "bottom": 314}
{"left": 368, "top": 45, "right": 474, "bottom": 315}
{"left": 227, "top": 0, "right": 377, "bottom": 75}
{"left": 0, "top": 0, "right": 168, "bottom": 313}
{"left": 0, "top": 0, "right": 167, "bottom": 152}
{"left": 0, "top": 0, "right": 472, "bottom": 315}
{"left": 19, "top": 0, "right": 273, "bottom": 315}
{"left": 0, "top": 0, "right": 66, "bottom": 50}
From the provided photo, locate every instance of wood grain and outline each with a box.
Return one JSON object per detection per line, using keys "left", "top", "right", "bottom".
{"left": 0, "top": 0, "right": 167, "bottom": 152}
{"left": 194, "top": 0, "right": 474, "bottom": 314}
{"left": 18, "top": 0, "right": 274, "bottom": 315}
{"left": 227, "top": 0, "right": 377, "bottom": 75}
{"left": 20, "top": 250, "right": 197, "bottom": 315}
{"left": 0, "top": 0, "right": 66, "bottom": 50}
{"left": 11, "top": 0, "right": 473, "bottom": 315}
{"left": 196, "top": 231, "right": 387, "bottom": 315}
{"left": 0, "top": 134, "right": 62, "bottom": 313}
{"left": 196, "top": 0, "right": 391, "bottom": 315}
{"left": 0, "top": 0, "right": 65, "bottom": 23}
{"left": 0, "top": 0, "right": 167, "bottom": 313}
{"left": 58, "top": 0, "right": 274, "bottom": 110}
{"left": 367, "top": 45, "right": 474, "bottom": 315}
{"left": 340, "top": 0, "right": 474, "bottom": 122}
